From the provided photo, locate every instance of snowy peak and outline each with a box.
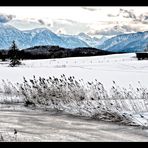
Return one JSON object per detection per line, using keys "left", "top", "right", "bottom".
{"left": 58, "top": 34, "right": 89, "bottom": 48}
{"left": 98, "top": 31, "right": 148, "bottom": 52}
{"left": 0, "top": 24, "right": 89, "bottom": 49}
{"left": 76, "top": 32, "right": 100, "bottom": 47}
{"left": 76, "top": 33, "right": 110, "bottom": 47}
{"left": 1, "top": 23, "right": 147, "bottom": 53}
{"left": 77, "top": 32, "right": 92, "bottom": 40}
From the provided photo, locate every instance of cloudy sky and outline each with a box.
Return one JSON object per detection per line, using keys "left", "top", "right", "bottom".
{"left": 0, "top": 6, "right": 148, "bottom": 36}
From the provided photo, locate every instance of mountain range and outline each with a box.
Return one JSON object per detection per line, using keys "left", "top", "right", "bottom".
{"left": 98, "top": 31, "right": 148, "bottom": 52}
{"left": 0, "top": 23, "right": 148, "bottom": 53}
{"left": 0, "top": 24, "right": 106, "bottom": 50}
{"left": 0, "top": 24, "right": 90, "bottom": 49}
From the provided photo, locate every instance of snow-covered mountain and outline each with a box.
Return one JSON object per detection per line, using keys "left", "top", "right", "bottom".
{"left": 98, "top": 31, "right": 148, "bottom": 52}
{"left": 1, "top": 23, "right": 147, "bottom": 52}
{"left": 57, "top": 34, "right": 88, "bottom": 49}
{"left": 0, "top": 24, "right": 31, "bottom": 49}
{"left": 75, "top": 32, "right": 108, "bottom": 47}
{"left": 0, "top": 24, "right": 89, "bottom": 49}
{"left": 25, "top": 28, "right": 66, "bottom": 48}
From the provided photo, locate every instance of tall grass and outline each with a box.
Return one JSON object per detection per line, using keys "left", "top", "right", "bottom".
{"left": 0, "top": 80, "right": 23, "bottom": 104}
{"left": 1, "top": 75, "right": 148, "bottom": 127}
{"left": 18, "top": 75, "right": 148, "bottom": 127}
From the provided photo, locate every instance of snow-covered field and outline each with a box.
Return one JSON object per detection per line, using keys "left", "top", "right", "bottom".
{"left": 1, "top": 54, "right": 148, "bottom": 110}
{"left": 1, "top": 53, "right": 148, "bottom": 90}
{"left": 1, "top": 53, "right": 148, "bottom": 141}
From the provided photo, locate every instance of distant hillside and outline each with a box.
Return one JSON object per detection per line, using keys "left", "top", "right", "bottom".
{"left": 21, "top": 45, "right": 115, "bottom": 59}
{"left": 0, "top": 45, "right": 116, "bottom": 60}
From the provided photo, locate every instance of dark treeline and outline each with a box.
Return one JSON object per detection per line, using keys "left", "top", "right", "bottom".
{"left": 0, "top": 45, "right": 123, "bottom": 60}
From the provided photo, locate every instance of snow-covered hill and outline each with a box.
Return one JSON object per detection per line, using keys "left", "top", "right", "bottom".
{"left": 98, "top": 31, "right": 148, "bottom": 52}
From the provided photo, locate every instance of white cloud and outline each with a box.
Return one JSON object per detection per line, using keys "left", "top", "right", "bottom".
{"left": 0, "top": 6, "right": 147, "bottom": 35}
{"left": 7, "top": 19, "right": 43, "bottom": 30}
